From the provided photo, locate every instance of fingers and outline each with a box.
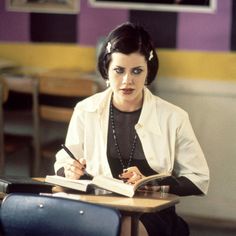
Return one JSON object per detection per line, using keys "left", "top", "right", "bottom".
{"left": 125, "top": 166, "right": 143, "bottom": 175}
{"left": 126, "top": 172, "right": 142, "bottom": 184}
{"left": 64, "top": 158, "right": 87, "bottom": 180}
{"left": 119, "top": 166, "right": 144, "bottom": 184}
{"left": 79, "top": 158, "right": 86, "bottom": 166}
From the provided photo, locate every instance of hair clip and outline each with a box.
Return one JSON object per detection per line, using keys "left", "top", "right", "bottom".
{"left": 149, "top": 50, "right": 153, "bottom": 61}
{"left": 106, "top": 42, "right": 112, "bottom": 53}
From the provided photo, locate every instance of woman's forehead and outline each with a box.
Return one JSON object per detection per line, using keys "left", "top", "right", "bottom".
{"left": 110, "top": 52, "right": 147, "bottom": 67}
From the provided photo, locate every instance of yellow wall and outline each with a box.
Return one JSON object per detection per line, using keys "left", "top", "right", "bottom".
{"left": 0, "top": 42, "right": 236, "bottom": 81}
{"left": 158, "top": 50, "right": 236, "bottom": 82}
{"left": 0, "top": 43, "right": 96, "bottom": 72}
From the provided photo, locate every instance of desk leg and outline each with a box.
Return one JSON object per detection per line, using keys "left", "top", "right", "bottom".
{"left": 131, "top": 213, "right": 142, "bottom": 236}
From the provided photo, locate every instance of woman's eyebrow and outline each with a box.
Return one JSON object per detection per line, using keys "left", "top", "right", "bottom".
{"left": 114, "top": 65, "right": 124, "bottom": 67}
{"left": 113, "top": 65, "right": 144, "bottom": 69}
{"left": 132, "top": 66, "right": 144, "bottom": 69}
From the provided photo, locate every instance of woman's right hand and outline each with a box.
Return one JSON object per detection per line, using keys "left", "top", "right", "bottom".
{"left": 64, "top": 158, "right": 87, "bottom": 180}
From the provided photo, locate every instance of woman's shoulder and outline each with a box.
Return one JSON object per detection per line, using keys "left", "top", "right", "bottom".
{"left": 146, "top": 89, "right": 188, "bottom": 117}
{"left": 158, "top": 97, "right": 187, "bottom": 115}
{"left": 155, "top": 96, "right": 190, "bottom": 127}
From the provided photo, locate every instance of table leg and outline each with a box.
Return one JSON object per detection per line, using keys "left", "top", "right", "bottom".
{"left": 131, "top": 213, "right": 142, "bottom": 236}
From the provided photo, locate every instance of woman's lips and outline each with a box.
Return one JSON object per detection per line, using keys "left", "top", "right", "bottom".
{"left": 121, "top": 88, "right": 134, "bottom": 95}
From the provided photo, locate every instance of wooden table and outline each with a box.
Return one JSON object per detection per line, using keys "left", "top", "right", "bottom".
{"left": 0, "top": 178, "right": 179, "bottom": 236}
{"left": 3, "top": 68, "right": 102, "bottom": 94}
{"left": 49, "top": 188, "right": 179, "bottom": 236}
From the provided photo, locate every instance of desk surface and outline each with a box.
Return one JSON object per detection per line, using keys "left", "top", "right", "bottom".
{"left": 4, "top": 76, "right": 36, "bottom": 94}
{"left": 49, "top": 187, "right": 179, "bottom": 214}
{"left": 0, "top": 189, "right": 179, "bottom": 213}
{"left": 3, "top": 68, "right": 105, "bottom": 94}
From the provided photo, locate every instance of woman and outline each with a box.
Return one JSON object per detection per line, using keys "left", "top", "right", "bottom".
{"left": 55, "top": 22, "right": 209, "bottom": 235}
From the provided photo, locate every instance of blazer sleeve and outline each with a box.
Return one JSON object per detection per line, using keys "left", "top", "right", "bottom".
{"left": 54, "top": 107, "right": 85, "bottom": 174}
{"left": 174, "top": 114, "right": 210, "bottom": 195}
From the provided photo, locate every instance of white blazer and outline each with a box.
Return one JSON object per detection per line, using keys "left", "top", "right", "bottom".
{"left": 55, "top": 87, "right": 209, "bottom": 194}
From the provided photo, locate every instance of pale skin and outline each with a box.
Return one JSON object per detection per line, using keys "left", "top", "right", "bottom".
{"left": 108, "top": 52, "right": 147, "bottom": 112}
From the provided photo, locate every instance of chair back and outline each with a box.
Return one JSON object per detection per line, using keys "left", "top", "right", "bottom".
{"left": 38, "top": 74, "right": 99, "bottom": 123}
{"left": 0, "top": 77, "right": 9, "bottom": 173}
{"left": 35, "top": 72, "right": 100, "bottom": 162}
{"left": 0, "top": 77, "right": 8, "bottom": 103}
{"left": 1, "top": 193, "right": 121, "bottom": 236}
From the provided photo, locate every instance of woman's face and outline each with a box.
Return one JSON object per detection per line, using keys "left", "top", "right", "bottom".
{"left": 108, "top": 52, "right": 147, "bottom": 111}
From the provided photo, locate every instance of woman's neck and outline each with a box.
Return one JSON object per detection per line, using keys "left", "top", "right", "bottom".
{"left": 112, "top": 94, "right": 143, "bottom": 112}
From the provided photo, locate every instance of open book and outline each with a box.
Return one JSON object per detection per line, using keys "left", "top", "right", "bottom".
{"left": 46, "top": 173, "right": 177, "bottom": 197}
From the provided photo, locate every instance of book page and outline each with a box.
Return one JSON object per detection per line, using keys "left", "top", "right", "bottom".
{"left": 92, "top": 175, "right": 135, "bottom": 197}
{"left": 45, "top": 175, "right": 92, "bottom": 192}
{"left": 133, "top": 173, "right": 170, "bottom": 190}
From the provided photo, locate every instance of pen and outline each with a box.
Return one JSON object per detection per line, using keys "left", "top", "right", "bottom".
{"left": 61, "top": 144, "right": 93, "bottom": 179}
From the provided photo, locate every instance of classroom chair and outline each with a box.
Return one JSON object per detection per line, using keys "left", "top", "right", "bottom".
{"left": 0, "top": 76, "right": 39, "bottom": 176}
{"left": 0, "top": 193, "right": 121, "bottom": 236}
{"left": 35, "top": 71, "right": 99, "bottom": 174}
{"left": 0, "top": 77, "right": 8, "bottom": 173}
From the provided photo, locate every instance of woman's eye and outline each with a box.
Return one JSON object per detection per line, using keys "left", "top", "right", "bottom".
{"left": 132, "top": 68, "right": 143, "bottom": 75}
{"left": 114, "top": 68, "right": 124, "bottom": 74}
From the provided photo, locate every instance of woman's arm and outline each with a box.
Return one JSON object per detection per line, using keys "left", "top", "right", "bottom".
{"left": 54, "top": 107, "right": 86, "bottom": 179}
{"left": 170, "top": 176, "right": 203, "bottom": 196}
{"left": 174, "top": 114, "right": 210, "bottom": 195}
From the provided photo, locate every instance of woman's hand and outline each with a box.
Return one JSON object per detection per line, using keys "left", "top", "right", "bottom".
{"left": 119, "top": 166, "right": 145, "bottom": 184}
{"left": 64, "top": 158, "right": 87, "bottom": 180}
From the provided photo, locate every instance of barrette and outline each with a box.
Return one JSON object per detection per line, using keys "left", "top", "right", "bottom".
{"left": 149, "top": 50, "right": 153, "bottom": 61}
{"left": 106, "top": 42, "right": 112, "bottom": 53}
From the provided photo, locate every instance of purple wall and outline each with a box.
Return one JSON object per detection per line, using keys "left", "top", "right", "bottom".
{"left": 0, "top": 0, "right": 234, "bottom": 52}
{"left": 0, "top": 1, "right": 29, "bottom": 42}
{"left": 177, "top": 0, "right": 232, "bottom": 51}
{"left": 79, "top": 0, "right": 128, "bottom": 45}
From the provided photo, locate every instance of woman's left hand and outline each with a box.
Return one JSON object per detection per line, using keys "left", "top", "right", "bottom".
{"left": 119, "top": 166, "right": 145, "bottom": 184}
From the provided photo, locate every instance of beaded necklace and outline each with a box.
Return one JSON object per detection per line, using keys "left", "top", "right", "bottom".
{"left": 110, "top": 100, "right": 137, "bottom": 169}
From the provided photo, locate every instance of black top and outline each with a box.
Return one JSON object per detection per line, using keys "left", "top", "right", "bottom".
{"left": 107, "top": 105, "right": 157, "bottom": 178}
{"left": 106, "top": 104, "right": 202, "bottom": 196}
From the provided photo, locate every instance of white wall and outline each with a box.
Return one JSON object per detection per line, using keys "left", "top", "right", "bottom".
{"left": 152, "top": 77, "right": 236, "bottom": 221}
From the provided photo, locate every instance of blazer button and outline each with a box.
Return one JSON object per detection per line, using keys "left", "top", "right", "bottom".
{"left": 136, "top": 124, "right": 142, "bottom": 128}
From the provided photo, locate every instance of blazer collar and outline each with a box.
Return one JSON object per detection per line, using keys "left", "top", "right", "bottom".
{"left": 77, "top": 87, "right": 162, "bottom": 136}
{"left": 137, "top": 88, "right": 162, "bottom": 136}
{"left": 76, "top": 88, "right": 112, "bottom": 114}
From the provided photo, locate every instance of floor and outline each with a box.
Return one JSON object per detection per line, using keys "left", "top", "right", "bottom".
{"left": 190, "top": 227, "right": 235, "bottom": 236}
{"left": 4, "top": 150, "right": 236, "bottom": 236}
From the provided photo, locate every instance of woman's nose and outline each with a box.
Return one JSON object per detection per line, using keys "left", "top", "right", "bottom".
{"left": 122, "top": 73, "right": 133, "bottom": 84}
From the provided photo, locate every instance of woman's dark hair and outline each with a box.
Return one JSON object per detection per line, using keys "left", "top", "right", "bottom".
{"left": 97, "top": 22, "right": 159, "bottom": 85}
